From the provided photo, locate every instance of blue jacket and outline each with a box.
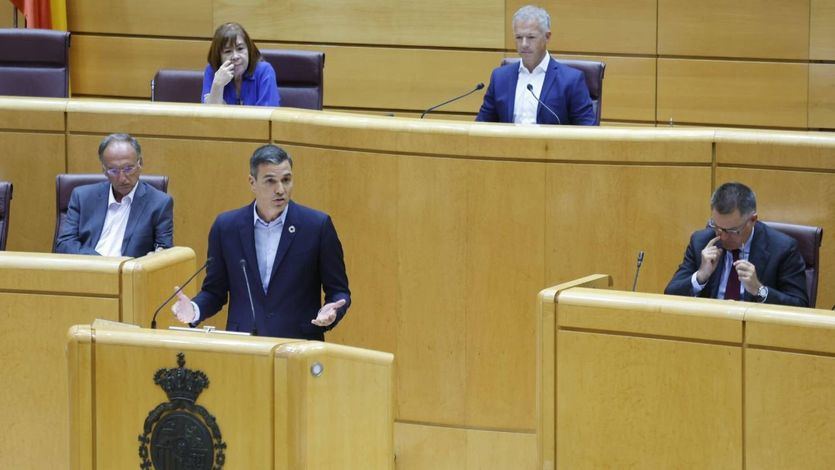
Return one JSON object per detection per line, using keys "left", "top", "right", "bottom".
{"left": 201, "top": 60, "right": 281, "bottom": 107}
{"left": 193, "top": 201, "right": 350, "bottom": 340}
{"left": 476, "top": 57, "right": 595, "bottom": 125}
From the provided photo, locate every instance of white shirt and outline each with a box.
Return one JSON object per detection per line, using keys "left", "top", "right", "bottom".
{"left": 94, "top": 183, "right": 138, "bottom": 257}
{"left": 513, "top": 53, "right": 550, "bottom": 125}
{"left": 691, "top": 225, "right": 756, "bottom": 298}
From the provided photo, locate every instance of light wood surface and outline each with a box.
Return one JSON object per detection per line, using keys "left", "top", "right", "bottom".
{"left": 0, "top": 2, "right": 13, "bottom": 28}
{"left": 810, "top": 64, "right": 835, "bottom": 129}
{"left": 214, "top": 0, "right": 505, "bottom": 49}
{"left": 506, "top": 0, "right": 657, "bottom": 55}
{"left": 810, "top": 0, "right": 835, "bottom": 60}
{"left": 68, "top": 0, "right": 212, "bottom": 37}
{"left": 658, "top": 0, "right": 810, "bottom": 59}
{"left": 120, "top": 247, "right": 197, "bottom": 328}
{"left": 394, "top": 422, "right": 537, "bottom": 470}
{"left": 745, "top": 348, "right": 835, "bottom": 469}
{"left": 67, "top": 325, "right": 394, "bottom": 469}
{"left": 657, "top": 59, "right": 809, "bottom": 128}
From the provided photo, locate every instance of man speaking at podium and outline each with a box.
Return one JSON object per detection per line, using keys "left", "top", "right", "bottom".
{"left": 171, "top": 144, "right": 351, "bottom": 340}
{"left": 665, "top": 182, "right": 808, "bottom": 307}
{"left": 475, "top": 5, "right": 595, "bottom": 126}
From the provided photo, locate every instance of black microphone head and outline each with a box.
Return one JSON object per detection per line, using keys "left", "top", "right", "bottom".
{"left": 206, "top": 257, "right": 213, "bottom": 265}
{"left": 526, "top": 83, "right": 534, "bottom": 91}
{"left": 476, "top": 82, "right": 485, "bottom": 90}
{"left": 239, "top": 259, "right": 246, "bottom": 268}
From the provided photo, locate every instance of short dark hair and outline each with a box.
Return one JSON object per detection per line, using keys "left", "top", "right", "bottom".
{"left": 250, "top": 144, "right": 293, "bottom": 177}
{"left": 711, "top": 182, "right": 757, "bottom": 216}
{"left": 98, "top": 133, "right": 142, "bottom": 165}
{"left": 207, "top": 22, "right": 261, "bottom": 76}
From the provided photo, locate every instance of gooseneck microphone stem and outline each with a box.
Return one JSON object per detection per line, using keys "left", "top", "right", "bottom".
{"left": 240, "top": 259, "right": 258, "bottom": 336}
{"left": 421, "top": 83, "right": 485, "bottom": 119}
{"left": 526, "top": 83, "right": 561, "bottom": 125}
{"left": 632, "top": 251, "right": 645, "bottom": 292}
{"left": 151, "top": 257, "right": 213, "bottom": 329}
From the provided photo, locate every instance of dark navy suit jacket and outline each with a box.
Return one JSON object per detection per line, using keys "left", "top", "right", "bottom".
{"left": 476, "top": 57, "right": 596, "bottom": 125}
{"left": 193, "top": 201, "right": 350, "bottom": 340}
{"left": 55, "top": 181, "right": 174, "bottom": 257}
{"left": 664, "top": 221, "right": 808, "bottom": 307}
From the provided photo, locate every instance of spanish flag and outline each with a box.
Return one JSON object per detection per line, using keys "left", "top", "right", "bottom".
{"left": 10, "top": 0, "right": 67, "bottom": 30}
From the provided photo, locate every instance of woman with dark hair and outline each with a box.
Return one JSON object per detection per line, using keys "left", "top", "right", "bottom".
{"left": 202, "top": 22, "right": 280, "bottom": 106}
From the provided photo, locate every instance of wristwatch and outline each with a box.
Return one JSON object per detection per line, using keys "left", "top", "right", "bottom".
{"left": 756, "top": 285, "right": 769, "bottom": 302}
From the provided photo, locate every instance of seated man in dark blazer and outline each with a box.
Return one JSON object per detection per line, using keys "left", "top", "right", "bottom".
{"left": 171, "top": 144, "right": 350, "bottom": 340}
{"left": 55, "top": 133, "right": 174, "bottom": 257}
{"left": 665, "top": 182, "right": 808, "bottom": 307}
{"left": 476, "top": 5, "right": 595, "bottom": 126}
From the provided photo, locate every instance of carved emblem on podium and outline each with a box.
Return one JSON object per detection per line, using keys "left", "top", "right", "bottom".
{"left": 138, "top": 352, "right": 226, "bottom": 470}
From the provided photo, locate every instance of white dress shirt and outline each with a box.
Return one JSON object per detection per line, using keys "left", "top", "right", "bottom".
{"left": 94, "top": 183, "right": 138, "bottom": 257}
{"left": 691, "top": 225, "right": 756, "bottom": 298}
{"left": 513, "top": 52, "right": 550, "bottom": 124}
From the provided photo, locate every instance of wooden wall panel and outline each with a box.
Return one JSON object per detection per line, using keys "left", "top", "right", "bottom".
{"left": 505, "top": 0, "right": 657, "bottom": 55}
{"left": 746, "top": 349, "right": 835, "bottom": 469}
{"left": 1, "top": 2, "right": 15, "bottom": 28}
{"left": 559, "top": 54, "right": 656, "bottom": 122}
{"left": 0, "top": 294, "right": 118, "bottom": 470}
{"left": 658, "top": 59, "right": 808, "bottom": 128}
{"left": 69, "top": 35, "right": 208, "bottom": 98}
{"left": 658, "top": 0, "right": 810, "bottom": 60}
{"left": 716, "top": 167, "right": 835, "bottom": 310}
{"left": 810, "top": 0, "right": 835, "bottom": 60}
{"left": 557, "top": 331, "right": 742, "bottom": 469}
{"left": 215, "top": 0, "right": 505, "bottom": 49}
{"left": 269, "top": 44, "right": 501, "bottom": 113}
{"left": 810, "top": 64, "right": 835, "bottom": 129}
{"left": 395, "top": 422, "right": 537, "bottom": 469}
{"left": 68, "top": 0, "right": 212, "bottom": 37}
{"left": 547, "top": 165, "right": 711, "bottom": 293}
{"left": 0, "top": 132, "right": 65, "bottom": 252}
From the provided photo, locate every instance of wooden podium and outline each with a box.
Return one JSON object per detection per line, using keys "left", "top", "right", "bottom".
{"left": 67, "top": 322, "right": 394, "bottom": 469}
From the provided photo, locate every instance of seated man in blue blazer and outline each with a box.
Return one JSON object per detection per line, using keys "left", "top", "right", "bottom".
{"left": 171, "top": 144, "right": 350, "bottom": 340}
{"left": 56, "top": 133, "right": 174, "bottom": 257}
{"left": 665, "top": 182, "right": 808, "bottom": 307}
{"left": 476, "top": 5, "right": 596, "bottom": 126}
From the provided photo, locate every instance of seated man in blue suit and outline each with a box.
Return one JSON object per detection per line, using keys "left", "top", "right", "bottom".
{"left": 665, "top": 182, "right": 808, "bottom": 307}
{"left": 171, "top": 144, "right": 350, "bottom": 340}
{"left": 476, "top": 5, "right": 596, "bottom": 126}
{"left": 56, "top": 133, "right": 174, "bottom": 257}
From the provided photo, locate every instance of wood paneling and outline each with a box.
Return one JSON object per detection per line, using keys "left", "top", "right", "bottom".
{"left": 715, "top": 129, "right": 835, "bottom": 171}
{"left": 557, "top": 331, "right": 742, "bottom": 469}
{"left": 68, "top": 0, "right": 212, "bottom": 37}
{"left": 658, "top": 0, "right": 810, "bottom": 60}
{"left": 810, "top": 0, "right": 835, "bottom": 60}
{"left": 658, "top": 59, "right": 808, "bottom": 128}
{"left": 394, "top": 422, "right": 536, "bottom": 469}
{"left": 69, "top": 35, "right": 208, "bottom": 98}
{"left": 810, "top": 64, "right": 835, "bottom": 129}
{"left": 557, "top": 54, "right": 656, "bottom": 122}
{"left": 746, "top": 306, "right": 835, "bottom": 354}
{"left": 214, "top": 0, "right": 505, "bottom": 49}
{"left": 0, "top": 2, "right": 14, "bottom": 28}
{"left": 0, "top": 132, "right": 65, "bottom": 252}
{"left": 716, "top": 167, "right": 835, "bottom": 310}
{"left": 746, "top": 349, "right": 835, "bottom": 469}
{"left": 547, "top": 164, "right": 711, "bottom": 293}
{"left": 0, "top": 97, "right": 65, "bottom": 131}
{"left": 0, "top": 294, "right": 118, "bottom": 470}
{"left": 505, "top": 0, "right": 657, "bottom": 55}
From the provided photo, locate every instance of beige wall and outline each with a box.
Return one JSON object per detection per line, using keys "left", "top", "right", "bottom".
{"left": 63, "top": 0, "right": 835, "bottom": 129}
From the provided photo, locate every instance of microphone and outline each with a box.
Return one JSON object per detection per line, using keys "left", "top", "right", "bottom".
{"left": 151, "top": 257, "right": 212, "bottom": 329}
{"left": 526, "top": 83, "right": 561, "bottom": 125}
{"left": 239, "top": 259, "right": 258, "bottom": 336}
{"left": 631, "top": 251, "right": 645, "bottom": 292}
{"left": 421, "top": 83, "right": 484, "bottom": 119}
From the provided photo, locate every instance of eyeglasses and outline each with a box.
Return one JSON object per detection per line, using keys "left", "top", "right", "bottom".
{"left": 103, "top": 165, "right": 140, "bottom": 177}
{"left": 708, "top": 218, "right": 750, "bottom": 236}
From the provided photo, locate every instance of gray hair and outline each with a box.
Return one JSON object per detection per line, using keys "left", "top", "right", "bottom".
{"left": 250, "top": 144, "right": 293, "bottom": 177}
{"left": 98, "top": 133, "right": 142, "bottom": 165}
{"left": 711, "top": 182, "right": 757, "bottom": 216}
{"left": 513, "top": 5, "right": 551, "bottom": 32}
